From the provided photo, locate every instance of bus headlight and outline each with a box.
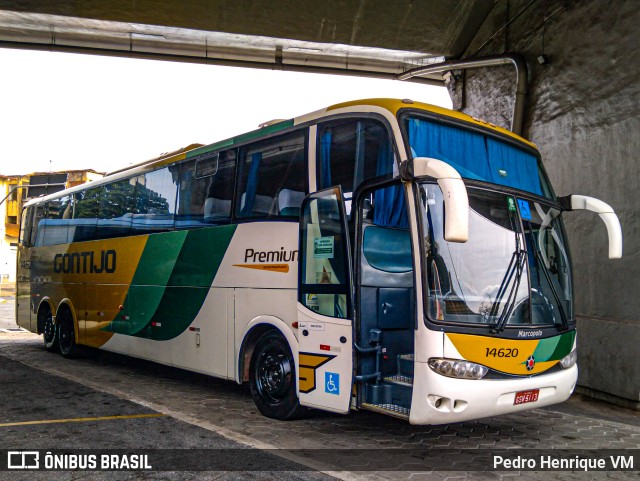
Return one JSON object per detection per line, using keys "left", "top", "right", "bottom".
{"left": 560, "top": 349, "right": 577, "bottom": 369}
{"left": 428, "top": 358, "right": 488, "bottom": 379}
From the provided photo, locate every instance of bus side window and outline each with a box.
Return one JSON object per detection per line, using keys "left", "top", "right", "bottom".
{"left": 73, "top": 187, "right": 101, "bottom": 242}
{"left": 30, "top": 202, "right": 48, "bottom": 247}
{"left": 132, "top": 167, "right": 178, "bottom": 235}
{"left": 317, "top": 119, "right": 394, "bottom": 215}
{"left": 202, "top": 150, "right": 236, "bottom": 223}
{"left": 237, "top": 130, "right": 307, "bottom": 219}
{"left": 97, "top": 178, "right": 137, "bottom": 239}
{"left": 19, "top": 206, "right": 33, "bottom": 247}
{"left": 176, "top": 159, "right": 204, "bottom": 228}
{"left": 41, "top": 195, "right": 73, "bottom": 245}
{"left": 176, "top": 149, "right": 237, "bottom": 228}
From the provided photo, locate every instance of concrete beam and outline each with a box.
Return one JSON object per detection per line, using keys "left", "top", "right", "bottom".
{"left": 0, "top": 9, "right": 447, "bottom": 82}
{"left": 0, "top": 0, "right": 493, "bottom": 56}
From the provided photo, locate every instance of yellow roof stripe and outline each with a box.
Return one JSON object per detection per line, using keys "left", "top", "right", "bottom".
{"left": 327, "top": 98, "right": 537, "bottom": 149}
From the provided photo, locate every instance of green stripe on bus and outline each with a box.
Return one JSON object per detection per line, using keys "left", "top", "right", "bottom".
{"left": 106, "top": 231, "right": 188, "bottom": 336}
{"left": 186, "top": 119, "right": 295, "bottom": 158}
{"left": 135, "top": 224, "right": 237, "bottom": 341}
{"left": 186, "top": 139, "right": 234, "bottom": 157}
{"left": 532, "top": 331, "right": 575, "bottom": 362}
{"left": 231, "top": 120, "right": 294, "bottom": 144}
{"left": 548, "top": 330, "right": 576, "bottom": 360}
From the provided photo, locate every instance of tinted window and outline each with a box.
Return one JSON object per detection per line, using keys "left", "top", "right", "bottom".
{"left": 97, "top": 178, "right": 137, "bottom": 239}
{"left": 317, "top": 119, "right": 394, "bottom": 214}
{"left": 48, "top": 195, "right": 72, "bottom": 219}
{"left": 177, "top": 149, "right": 237, "bottom": 228}
{"left": 132, "top": 167, "right": 178, "bottom": 234}
{"left": 237, "top": 131, "right": 307, "bottom": 219}
{"left": 41, "top": 195, "right": 74, "bottom": 245}
{"left": 19, "top": 207, "right": 33, "bottom": 247}
{"left": 31, "top": 203, "right": 47, "bottom": 246}
{"left": 72, "top": 187, "right": 101, "bottom": 242}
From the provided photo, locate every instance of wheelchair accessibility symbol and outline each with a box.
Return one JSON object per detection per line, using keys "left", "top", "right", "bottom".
{"left": 325, "top": 372, "right": 340, "bottom": 395}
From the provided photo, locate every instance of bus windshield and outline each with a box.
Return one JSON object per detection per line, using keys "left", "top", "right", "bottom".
{"left": 420, "top": 184, "right": 573, "bottom": 328}
{"left": 404, "top": 115, "right": 554, "bottom": 199}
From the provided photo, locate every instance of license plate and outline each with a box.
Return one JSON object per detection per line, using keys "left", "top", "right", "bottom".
{"left": 514, "top": 389, "right": 539, "bottom": 405}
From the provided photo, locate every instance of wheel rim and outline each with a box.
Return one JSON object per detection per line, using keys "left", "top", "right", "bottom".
{"left": 256, "top": 348, "right": 292, "bottom": 403}
{"left": 58, "top": 318, "right": 73, "bottom": 352}
{"left": 43, "top": 314, "right": 55, "bottom": 344}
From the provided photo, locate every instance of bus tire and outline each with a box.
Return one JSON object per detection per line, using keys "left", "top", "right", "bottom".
{"left": 249, "top": 330, "right": 306, "bottom": 420}
{"left": 57, "top": 307, "right": 80, "bottom": 358}
{"left": 42, "top": 309, "right": 58, "bottom": 352}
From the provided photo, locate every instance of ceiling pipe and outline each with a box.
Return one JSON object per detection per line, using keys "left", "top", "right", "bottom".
{"left": 397, "top": 54, "right": 527, "bottom": 136}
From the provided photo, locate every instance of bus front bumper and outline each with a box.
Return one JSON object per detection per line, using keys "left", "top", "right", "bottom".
{"left": 409, "top": 361, "right": 578, "bottom": 425}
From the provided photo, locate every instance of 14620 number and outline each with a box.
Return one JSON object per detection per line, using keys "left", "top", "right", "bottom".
{"left": 485, "top": 347, "right": 518, "bottom": 358}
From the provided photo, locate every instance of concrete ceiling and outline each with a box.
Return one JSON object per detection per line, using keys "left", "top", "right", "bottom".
{"left": 0, "top": 0, "right": 495, "bottom": 84}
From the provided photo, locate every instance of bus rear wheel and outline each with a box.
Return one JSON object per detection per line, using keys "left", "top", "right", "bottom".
{"left": 57, "top": 309, "right": 80, "bottom": 358}
{"left": 42, "top": 310, "right": 58, "bottom": 352}
{"left": 249, "top": 331, "right": 306, "bottom": 420}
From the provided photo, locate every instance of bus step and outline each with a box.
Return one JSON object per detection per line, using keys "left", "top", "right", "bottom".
{"left": 397, "top": 353, "right": 414, "bottom": 377}
{"left": 383, "top": 374, "right": 413, "bottom": 386}
{"left": 366, "top": 378, "right": 412, "bottom": 406}
{"left": 361, "top": 402, "right": 410, "bottom": 420}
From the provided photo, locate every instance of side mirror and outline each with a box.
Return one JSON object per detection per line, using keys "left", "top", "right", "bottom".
{"left": 401, "top": 157, "right": 469, "bottom": 243}
{"left": 559, "top": 194, "right": 623, "bottom": 259}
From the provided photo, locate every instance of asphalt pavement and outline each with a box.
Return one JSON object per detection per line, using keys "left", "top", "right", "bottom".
{"left": 0, "top": 297, "right": 17, "bottom": 331}
{"left": 1, "top": 296, "right": 639, "bottom": 480}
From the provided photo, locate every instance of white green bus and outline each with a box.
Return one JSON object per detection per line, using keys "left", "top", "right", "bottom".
{"left": 16, "top": 99, "right": 622, "bottom": 424}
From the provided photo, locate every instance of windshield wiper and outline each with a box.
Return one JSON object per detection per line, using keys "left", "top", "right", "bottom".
{"left": 490, "top": 248, "right": 527, "bottom": 333}
{"left": 532, "top": 247, "right": 569, "bottom": 330}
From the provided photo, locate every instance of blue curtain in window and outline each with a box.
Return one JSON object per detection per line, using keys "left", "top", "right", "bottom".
{"left": 320, "top": 130, "right": 332, "bottom": 189}
{"left": 353, "top": 122, "right": 366, "bottom": 191}
{"left": 486, "top": 138, "right": 542, "bottom": 196}
{"left": 241, "top": 152, "right": 262, "bottom": 216}
{"left": 407, "top": 118, "right": 542, "bottom": 196}
{"left": 407, "top": 118, "right": 490, "bottom": 181}
{"left": 373, "top": 143, "right": 408, "bottom": 228}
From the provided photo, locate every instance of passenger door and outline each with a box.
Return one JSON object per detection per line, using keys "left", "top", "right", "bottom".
{"left": 297, "top": 187, "right": 354, "bottom": 413}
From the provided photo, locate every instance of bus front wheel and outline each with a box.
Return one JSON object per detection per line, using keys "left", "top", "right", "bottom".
{"left": 57, "top": 309, "right": 80, "bottom": 358}
{"left": 249, "top": 331, "right": 306, "bottom": 420}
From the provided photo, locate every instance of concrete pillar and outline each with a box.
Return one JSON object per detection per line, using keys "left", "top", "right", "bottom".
{"left": 453, "top": 0, "right": 640, "bottom": 406}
